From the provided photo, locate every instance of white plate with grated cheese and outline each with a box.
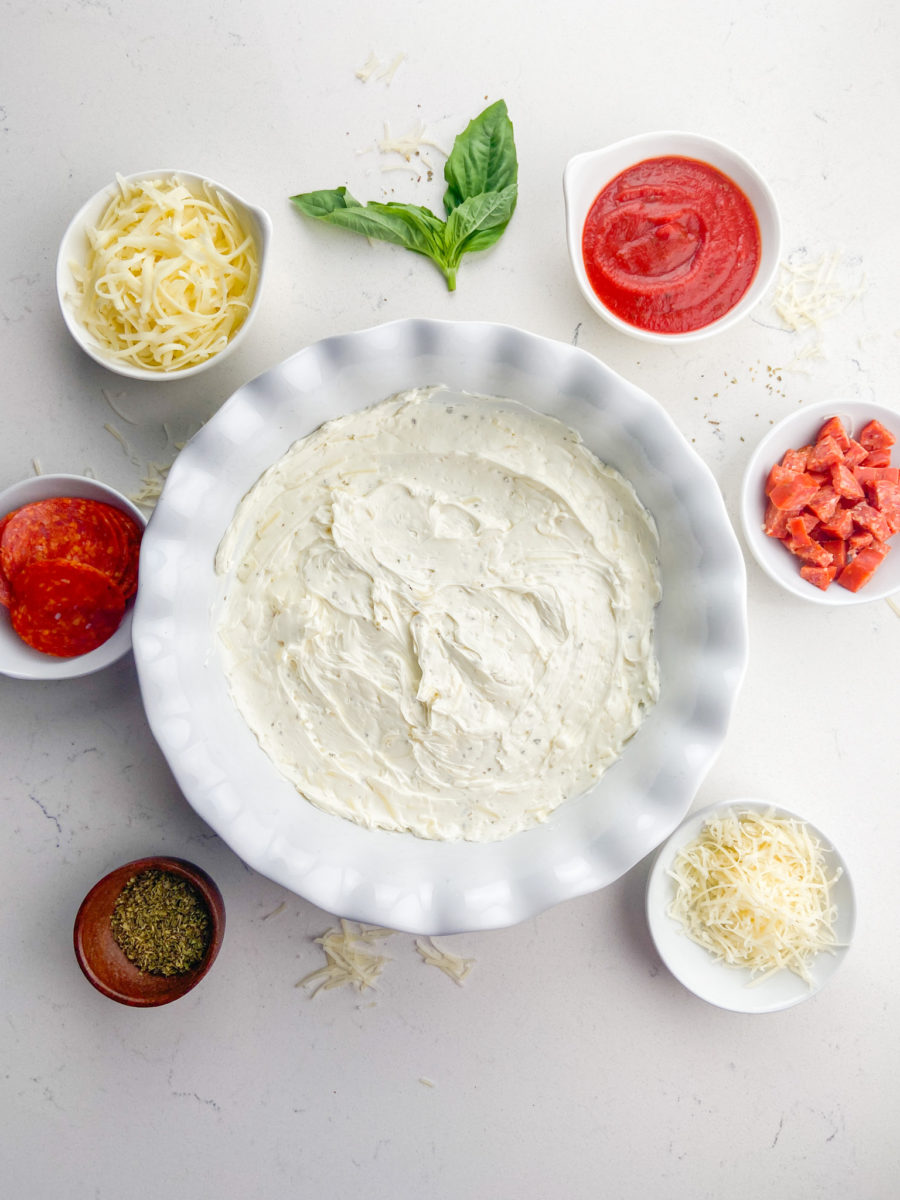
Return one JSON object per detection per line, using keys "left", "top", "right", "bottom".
{"left": 646, "top": 799, "right": 856, "bottom": 1013}
{"left": 133, "top": 319, "right": 748, "bottom": 934}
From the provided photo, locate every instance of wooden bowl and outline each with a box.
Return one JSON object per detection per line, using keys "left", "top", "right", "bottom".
{"left": 73, "top": 856, "right": 225, "bottom": 1006}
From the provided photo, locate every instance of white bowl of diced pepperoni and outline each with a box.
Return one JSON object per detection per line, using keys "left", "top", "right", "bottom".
{"left": 741, "top": 399, "right": 900, "bottom": 604}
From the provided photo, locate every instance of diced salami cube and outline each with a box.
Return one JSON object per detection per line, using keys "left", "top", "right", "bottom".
{"left": 769, "top": 473, "right": 822, "bottom": 511}
{"left": 816, "top": 416, "right": 851, "bottom": 451}
{"left": 843, "top": 439, "right": 868, "bottom": 468}
{"left": 854, "top": 465, "right": 900, "bottom": 487}
{"left": 818, "top": 538, "right": 847, "bottom": 570}
{"left": 837, "top": 542, "right": 890, "bottom": 592}
{"left": 807, "top": 435, "right": 844, "bottom": 470}
{"left": 785, "top": 536, "right": 833, "bottom": 566}
{"left": 847, "top": 531, "right": 874, "bottom": 555}
{"left": 787, "top": 515, "right": 813, "bottom": 545}
{"left": 800, "top": 562, "right": 837, "bottom": 590}
{"left": 763, "top": 501, "right": 795, "bottom": 539}
{"left": 765, "top": 462, "right": 793, "bottom": 497}
{"left": 781, "top": 446, "right": 811, "bottom": 472}
{"left": 850, "top": 501, "right": 893, "bottom": 543}
{"left": 862, "top": 447, "right": 892, "bottom": 468}
{"left": 818, "top": 508, "right": 854, "bottom": 540}
{"left": 872, "top": 479, "right": 900, "bottom": 533}
{"left": 807, "top": 486, "right": 840, "bottom": 522}
{"left": 859, "top": 419, "right": 896, "bottom": 452}
{"left": 831, "top": 461, "right": 866, "bottom": 501}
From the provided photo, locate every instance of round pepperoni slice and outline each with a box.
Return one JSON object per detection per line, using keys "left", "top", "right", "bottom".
{"left": 0, "top": 498, "right": 132, "bottom": 586}
{"left": 102, "top": 505, "right": 143, "bottom": 599}
{"left": 0, "top": 509, "right": 19, "bottom": 609}
{"left": 10, "top": 559, "right": 126, "bottom": 657}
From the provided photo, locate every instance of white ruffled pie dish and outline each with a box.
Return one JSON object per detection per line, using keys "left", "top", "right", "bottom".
{"left": 132, "top": 319, "right": 748, "bottom": 934}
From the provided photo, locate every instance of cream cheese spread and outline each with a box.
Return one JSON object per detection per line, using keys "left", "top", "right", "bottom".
{"left": 215, "top": 387, "right": 661, "bottom": 841}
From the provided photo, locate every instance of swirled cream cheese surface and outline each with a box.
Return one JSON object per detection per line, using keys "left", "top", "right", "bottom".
{"left": 215, "top": 387, "right": 661, "bottom": 841}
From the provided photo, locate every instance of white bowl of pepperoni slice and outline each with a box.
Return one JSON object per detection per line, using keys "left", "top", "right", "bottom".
{"left": 0, "top": 474, "right": 145, "bottom": 679}
{"left": 741, "top": 399, "right": 900, "bottom": 604}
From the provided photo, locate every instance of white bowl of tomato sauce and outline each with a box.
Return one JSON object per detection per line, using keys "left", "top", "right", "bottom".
{"left": 563, "top": 131, "right": 781, "bottom": 343}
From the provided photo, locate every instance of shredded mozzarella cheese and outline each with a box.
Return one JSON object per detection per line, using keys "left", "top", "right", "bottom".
{"left": 100, "top": 388, "right": 137, "bottom": 424}
{"left": 296, "top": 920, "right": 395, "bottom": 996}
{"left": 103, "top": 421, "right": 137, "bottom": 462}
{"left": 667, "top": 809, "right": 841, "bottom": 984}
{"left": 70, "top": 174, "right": 259, "bottom": 372}
{"left": 128, "top": 460, "right": 172, "bottom": 510}
{"left": 414, "top": 936, "right": 475, "bottom": 986}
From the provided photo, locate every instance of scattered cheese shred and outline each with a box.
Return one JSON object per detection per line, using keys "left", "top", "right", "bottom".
{"left": 773, "top": 250, "right": 866, "bottom": 333}
{"left": 355, "top": 51, "right": 406, "bottom": 85}
{"left": 71, "top": 174, "right": 259, "bottom": 373}
{"left": 377, "top": 52, "right": 405, "bottom": 85}
{"left": 128, "top": 460, "right": 172, "bottom": 510}
{"left": 101, "top": 387, "right": 138, "bottom": 425}
{"left": 414, "top": 936, "right": 475, "bottom": 986}
{"left": 667, "top": 809, "right": 841, "bottom": 984}
{"left": 377, "top": 119, "right": 446, "bottom": 164}
{"left": 297, "top": 919, "right": 395, "bottom": 997}
{"left": 354, "top": 52, "right": 380, "bottom": 82}
{"left": 31, "top": 457, "right": 42, "bottom": 476}
{"left": 103, "top": 420, "right": 139, "bottom": 463}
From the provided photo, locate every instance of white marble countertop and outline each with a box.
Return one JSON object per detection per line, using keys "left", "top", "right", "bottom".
{"left": 2, "top": 2, "right": 899, "bottom": 1196}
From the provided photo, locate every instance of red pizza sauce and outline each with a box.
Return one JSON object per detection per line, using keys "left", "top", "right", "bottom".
{"left": 582, "top": 156, "right": 761, "bottom": 334}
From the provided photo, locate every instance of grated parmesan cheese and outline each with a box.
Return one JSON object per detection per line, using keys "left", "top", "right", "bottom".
{"left": 296, "top": 919, "right": 395, "bottom": 997}
{"left": 414, "top": 936, "right": 475, "bottom": 986}
{"left": 773, "top": 250, "right": 865, "bottom": 333}
{"left": 377, "top": 120, "right": 447, "bottom": 169}
{"left": 667, "top": 809, "right": 841, "bottom": 984}
{"left": 71, "top": 174, "right": 259, "bottom": 373}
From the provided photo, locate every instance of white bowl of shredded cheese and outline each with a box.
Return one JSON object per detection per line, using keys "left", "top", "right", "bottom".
{"left": 646, "top": 799, "right": 855, "bottom": 1012}
{"left": 57, "top": 170, "right": 271, "bottom": 380}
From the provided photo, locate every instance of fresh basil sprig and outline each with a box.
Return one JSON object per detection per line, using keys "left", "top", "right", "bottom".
{"left": 290, "top": 100, "right": 517, "bottom": 291}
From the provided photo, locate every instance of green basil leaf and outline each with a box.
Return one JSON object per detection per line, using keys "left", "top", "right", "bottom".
{"left": 444, "top": 184, "right": 518, "bottom": 258}
{"left": 289, "top": 186, "right": 358, "bottom": 219}
{"left": 289, "top": 99, "right": 517, "bottom": 290}
{"left": 290, "top": 189, "right": 446, "bottom": 257}
{"left": 443, "top": 100, "right": 518, "bottom": 216}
